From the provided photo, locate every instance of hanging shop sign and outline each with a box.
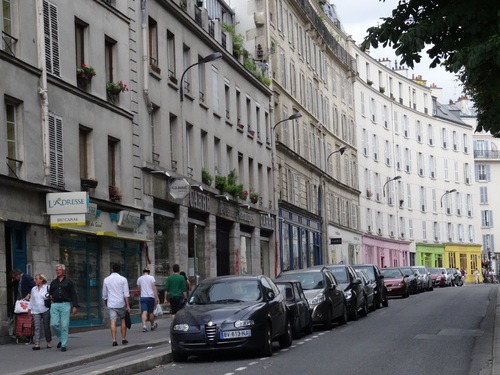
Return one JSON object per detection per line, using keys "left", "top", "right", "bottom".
{"left": 50, "top": 213, "right": 86, "bottom": 227}
{"left": 46, "top": 192, "right": 88, "bottom": 214}
{"left": 117, "top": 210, "right": 141, "bottom": 230}
{"left": 170, "top": 178, "right": 190, "bottom": 200}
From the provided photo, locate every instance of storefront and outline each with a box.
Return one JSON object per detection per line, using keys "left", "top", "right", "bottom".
{"left": 278, "top": 207, "right": 322, "bottom": 272}
{"left": 362, "top": 234, "right": 411, "bottom": 268}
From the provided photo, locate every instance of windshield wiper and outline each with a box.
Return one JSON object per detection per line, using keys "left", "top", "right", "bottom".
{"left": 211, "top": 299, "right": 244, "bottom": 304}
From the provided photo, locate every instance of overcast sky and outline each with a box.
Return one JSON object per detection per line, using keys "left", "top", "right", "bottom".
{"left": 334, "top": 0, "right": 462, "bottom": 103}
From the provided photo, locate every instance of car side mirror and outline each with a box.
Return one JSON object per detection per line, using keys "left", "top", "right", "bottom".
{"left": 267, "top": 291, "right": 275, "bottom": 300}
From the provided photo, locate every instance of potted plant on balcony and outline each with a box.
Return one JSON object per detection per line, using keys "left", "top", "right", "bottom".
{"left": 239, "top": 190, "right": 248, "bottom": 200}
{"left": 201, "top": 168, "right": 213, "bottom": 186}
{"left": 106, "top": 80, "right": 128, "bottom": 102}
{"left": 76, "top": 64, "right": 96, "bottom": 89}
{"left": 215, "top": 175, "right": 227, "bottom": 192}
{"left": 109, "top": 185, "right": 122, "bottom": 202}
{"left": 249, "top": 191, "right": 260, "bottom": 204}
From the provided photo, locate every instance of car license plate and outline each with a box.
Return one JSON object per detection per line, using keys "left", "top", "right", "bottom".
{"left": 220, "top": 330, "right": 251, "bottom": 339}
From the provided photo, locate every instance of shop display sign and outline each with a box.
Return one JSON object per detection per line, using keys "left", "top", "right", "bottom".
{"left": 50, "top": 213, "right": 86, "bottom": 227}
{"left": 170, "top": 178, "right": 190, "bottom": 199}
{"left": 46, "top": 192, "right": 88, "bottom": 214}
{"left": 117, "top": 210, "right": 141, "bottom": 230}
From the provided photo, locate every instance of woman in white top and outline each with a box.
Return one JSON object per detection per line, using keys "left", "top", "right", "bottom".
{"left": 28, "top": 274, "right": 52, "bottom": 350}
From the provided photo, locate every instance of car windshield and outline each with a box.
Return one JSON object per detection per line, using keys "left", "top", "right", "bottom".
{"left": 278, "top": 272, "right": 324, "bottom": 290}
{"left": 189, "top": 279, "right": 262, "bottom": 304}
{"left": 354, "top": 266, "right": 375, "bottom": 280}
{"left": 328, "top": 267, "right": 349, "bottom": 283}
{"left": 381, "top": 269, "right": 402, "bottom": 278}
{"left": 428, "top": 268, "right": 441, "bottom": 274}
{"left": 401, "top": 268, "right": 413, "bottom": 275}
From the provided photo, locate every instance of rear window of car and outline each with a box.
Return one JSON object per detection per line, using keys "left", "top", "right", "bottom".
{"left": 353, "top": 266, "right": 375, "bottom": 280}
{"left": 278, "top": 272, "right": 323, "bottom": 290}
{"left": 381, "top": 269, "right": 402, "bottom": 278}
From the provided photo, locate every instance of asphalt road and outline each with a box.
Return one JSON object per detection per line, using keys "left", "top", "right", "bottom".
{"left": 139, "top": 284, "right": 496, "bottom": 375}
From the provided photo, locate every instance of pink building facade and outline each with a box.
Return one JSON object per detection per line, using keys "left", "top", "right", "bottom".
{"left": 362, "top": 234, "right": 412, "bottom": 268}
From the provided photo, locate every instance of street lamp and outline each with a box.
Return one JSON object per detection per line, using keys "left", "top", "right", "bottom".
{"left": 440, "top": 189, "right": 457, "bottom": 207}
{"left": 383, "top": 175, "right": 402, "bottom": 197}
{"left": 180, "top": 52, "right": 223, "bottom": 102}
{"left": 273, "top": 111, "right": 302, "bottom": 131}
{"left": 326, "top": 146, "right": 348, "bottom": 164}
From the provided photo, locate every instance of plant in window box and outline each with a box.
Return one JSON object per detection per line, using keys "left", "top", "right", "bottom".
{"left": 215, "top": 175, "right": 227, "bottom": 192}
{"left": 379, "top": 86, "right": 385, "bottom": 94}
{"left": 107, "top": 80, "right": 129, "bottom": 95}
{"left": 249, "top": 191, "right": 260, "bottom": 204}
{"left": 239, "top": 190, "right": 248, "bottom": 200}
{"left": 81, "top": 177, "right": 98, "bottom": 189}
{"left": 367, "top": 79, "right": 373, "bottom": 86}
{"left": 76, "top": 64, "right": 96, "bottom": 80}
{"left": 201, "top": 168, "right": 213, "bottom": 186}
{"left": 109, "top": 185, "right": 122, "bottom": 202}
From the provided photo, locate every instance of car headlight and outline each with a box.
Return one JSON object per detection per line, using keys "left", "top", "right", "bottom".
{"left": 392, "top": 282, "right": 403, "bottom": 287}
{"left": 309, "top": 293, "right": 325, "bottom": 305}
{"left": 344, "top": 290, "right": 352, "bottom": 300}
{"left": 234, "top": 319, "right": 254, "bottom": 328}
{"left": 172, "top": 324, "right": 189, "bottom": 332}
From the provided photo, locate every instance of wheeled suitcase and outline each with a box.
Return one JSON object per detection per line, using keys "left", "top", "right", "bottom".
{"left": 14, "top": 312, "right": 34, "bottom": 344}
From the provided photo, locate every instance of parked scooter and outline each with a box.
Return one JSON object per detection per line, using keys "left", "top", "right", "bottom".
{"left": 453, "top": 272, "right": 464, "bottom": 286}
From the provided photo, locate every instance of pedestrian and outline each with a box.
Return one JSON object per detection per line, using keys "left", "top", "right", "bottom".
{"left": 473, "top": 268, "right": 480, "bottom": 284}
{"left": 163, "top": 264, "right": 187, "bottom": 319}
{"left": 136, "top": 268, "right": 159, "bottom": 333}
{"left": 9, "top": 269, "right": 36, "bottom": 301}
{"left": 28, "top": 274, "right": 52, "bottom": 350}
{"left": 179, "top": 271, "right": 191, "bottom": 293}
{"left": 102, "top": 263, "right": 130, "bottom": 346}
{"left": 49, "top": 264, "right": 79, "bottom": 352}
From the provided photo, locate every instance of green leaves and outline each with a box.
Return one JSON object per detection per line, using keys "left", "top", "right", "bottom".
{"left": 363, "top": 0, "right": 500, "bottom": 135}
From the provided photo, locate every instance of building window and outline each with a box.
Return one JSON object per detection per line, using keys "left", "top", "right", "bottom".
{"left": 167, "top": 30, "right": 176, "bottom": 80}
{"left": 5, "top": 100, "right": 20, "bottom": 178}
{"left": 108, "top": 137, "right": 120, "bottom": 189}
{"left": 1, "top": 0, "right": 16, "bottom": 55}
{"left": 79, "top": 126, "right": 93, "bottom": 179}
{"left": 211, "top": 66, "right": 219, "bottom": 113}
{"left": 49, "top": 112, "right": 64, "bottom": 187}
{"left": 198, "top": 59, "right": 207, "bottom": 103}
{"left": 75, "top": 19, "right": 87, "bottom": 68}
{"left": 148, "top": 17, "right": 160, "bottom": 73}
{"left": 182, "top": 44, "right": 191, "bottom": 95}
{"left": 43, "top": 0, "right": 60, "bottom": 76}
{"left": 105, "top": 37, "right": 115, "bottom": 83}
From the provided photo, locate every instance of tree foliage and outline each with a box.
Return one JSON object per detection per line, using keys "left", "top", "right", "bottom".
{"left": 361, "top": 0, "right": 500, "bottom": 136}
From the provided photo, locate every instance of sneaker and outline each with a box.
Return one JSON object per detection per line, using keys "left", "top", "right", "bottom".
{"left": 151, "top": 323, "right": 158, "bottom": 331}
{"left": 61, "top": 347, "right": 67, "bottom": 352}
{"left": 142, "top": 326, "right": 147, "bottom": 332}
{"left": 57, "top": 342, "right": 62, "bottom": 349}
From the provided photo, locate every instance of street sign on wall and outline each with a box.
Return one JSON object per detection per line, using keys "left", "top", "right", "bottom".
{"left": 330, "top": 238, "right": 342, "bottom": 245}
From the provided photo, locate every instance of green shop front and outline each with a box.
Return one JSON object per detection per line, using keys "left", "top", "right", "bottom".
{"left": 415, "top": 243, "right": 445, "bottom": 268}
{"left": 51, "top": 202, "right": 149, "bottom": 328}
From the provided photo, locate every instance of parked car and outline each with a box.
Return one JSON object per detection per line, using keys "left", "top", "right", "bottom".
{"left": 356, "top": 269, "right": 376, "bottom": 311}
{"left": 321, "top": 264, "right": 368, "bottom": 320}
{"left": 400, "top": 266, "right": 420, "bottom": 294}
{"left": 275, "top": 280, "right": 313, "bottom": 338}
{"left": 380, "top": 267, "right": 409, "bottom": 298}
{"left": 428, "top": 267, "right": 447, "bottom": 287}
{"left": 276, "top": 267, "right": 347, "bottom": 330}
{"left": 352, "top": 264, "right": 389, "bottom": 309}
{"left": 170, "top": 275, "right": 292, "bottom": 362}
{"left": 411, "top": 266, "right": 433, "bottom": 291}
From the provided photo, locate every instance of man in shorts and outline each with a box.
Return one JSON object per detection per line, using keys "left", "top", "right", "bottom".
{"left": 102, "top": 263, "right": 130, "bottom": 346}
{"left": 136, "top": 268, "right": 159, "bottom": 332}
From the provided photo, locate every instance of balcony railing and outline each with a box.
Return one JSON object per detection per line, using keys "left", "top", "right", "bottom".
{"left": 474, "top": 150, "right": 500, "bottom": 159}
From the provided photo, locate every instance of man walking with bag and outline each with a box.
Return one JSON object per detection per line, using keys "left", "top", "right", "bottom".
{"left": 102, "top": 263, "right": 130, "bottom": 346}
{"left": 49, "top": 264, "right": 79, "bottom": 352}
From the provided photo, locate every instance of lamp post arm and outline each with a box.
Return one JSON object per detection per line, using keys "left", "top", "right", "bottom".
{"left": 180, "top": 61, "right": 202, "bottom": 102}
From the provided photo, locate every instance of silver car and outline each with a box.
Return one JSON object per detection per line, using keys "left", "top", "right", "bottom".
{"left": 412, "top": 266, "right": 434, "bottom": 291}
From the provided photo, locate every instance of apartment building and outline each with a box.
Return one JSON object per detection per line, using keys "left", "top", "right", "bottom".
{"left": 0, "top": 0, "right": 275, "bottom": 340}
{"left": 351, "top": 44, "right": 482, "bottom": 275}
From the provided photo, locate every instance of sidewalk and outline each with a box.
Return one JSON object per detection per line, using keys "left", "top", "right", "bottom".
{"left": 2, "top": 315, "right": 173, "bottom": 375}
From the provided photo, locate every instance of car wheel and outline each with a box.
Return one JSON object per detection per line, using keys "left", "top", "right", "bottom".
{"left": 349, "top": 301, "right": 359, "bottom": 321}
{"left": 292, "top": 315, "right": 301, "bottom": 339}
{"left": 279, "top": 318, "right": 293, "bottom": 348}
{"left": 360, "top": 297, "right": 369, "bottom": 317}
{"left": 337, "top": 303, "right": 348, "bottom": 325}
{"left": 323, "top": 307, "right": 333, "bottom": 330}
{"left": 261, "top": 323, "right": 273, "bottom": 357}
{"left": 382, "top": 293, "right": 389, "bottom": 308}
{"left": 172, "top": 351, "right": 188, "bottom": 362}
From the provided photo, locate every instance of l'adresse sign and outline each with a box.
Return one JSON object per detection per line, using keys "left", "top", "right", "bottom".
{"left": 46, "top": 192, "right": 88, "bottom": 215}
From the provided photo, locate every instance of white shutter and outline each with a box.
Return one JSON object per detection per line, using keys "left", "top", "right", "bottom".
{"left": 49, "top": 113, "right": 64, "bottom": 187}
{"left": 43, "top": 1, "right": 60, "bottom": 76}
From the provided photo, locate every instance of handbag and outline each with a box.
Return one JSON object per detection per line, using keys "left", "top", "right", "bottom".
{"left": 153, "top": 303, "right": 163, "bottom": 317}
{"left": 14, "top": 299, "right": 30, "bottom": 314}
{"left": 43, "top": 286, "right": 51, "bottom": 309}
{"left": 125, "top": 310, "right": 131, "bottom": 329}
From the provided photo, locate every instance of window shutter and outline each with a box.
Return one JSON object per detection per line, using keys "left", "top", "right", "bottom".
{"left": 43, "top": 1, "right": 60, "bottom": 76}
{"left": 49, "top": 113, "right": 64, "bottom": 187}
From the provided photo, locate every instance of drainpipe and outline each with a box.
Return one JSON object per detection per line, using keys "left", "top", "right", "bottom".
{"left": 141, "top": 0, "right": 153, "bottom": 113}
{"left": 36, "top": 0, "right": 51, "bottom": 183}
